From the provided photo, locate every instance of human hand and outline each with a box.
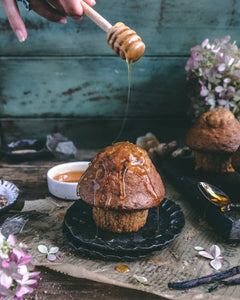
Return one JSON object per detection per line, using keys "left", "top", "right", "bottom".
{"left": 0, "top": 0, "right": 96, "bottom": 42}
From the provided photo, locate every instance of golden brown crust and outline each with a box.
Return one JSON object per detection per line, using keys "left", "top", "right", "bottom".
{"left": 185, "top": 108, "right": 240, "bottom": 153}
{"left": 77, "top": 141, "right": 165, "bottom": 210}
{"left": 92, "top": 207, "right": 148, "bottom": 232}
{"left": 193, "top": 151, "right": 234, "bottom": 173}
{"left": 232, "top": 146, "right": 240, "bottom": 169}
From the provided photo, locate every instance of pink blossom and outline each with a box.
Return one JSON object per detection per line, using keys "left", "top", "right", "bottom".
{"left": 10, "top": 248, "right": 32, "bottom": 266}
{"left": 185, "top": 36, "right": 240, "bottom": 121}
{"left": 215, "top": 86, "right": 224, "bottom": 93}
{"left": 0, "top": 272, "right": 12, "bottom": 289}
{"left": 0, "top": 233, "right": 40, "bottom": 299}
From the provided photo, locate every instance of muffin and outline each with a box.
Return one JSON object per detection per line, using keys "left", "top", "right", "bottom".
{"left": 77, "top": 141, "right": 165, "bottom": 233}
{"left": 185, "top": 108, "right": 240, "bottom": 173}
{"left": 232, "top": 146, "right": 240, "bottom": 170}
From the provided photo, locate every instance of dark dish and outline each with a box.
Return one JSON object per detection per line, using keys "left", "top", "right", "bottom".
{"left": 0, "top": 139, "right": 47, "bottom": 161}
{"left": 63, "top": 198, "right": 185, "bottom": 261}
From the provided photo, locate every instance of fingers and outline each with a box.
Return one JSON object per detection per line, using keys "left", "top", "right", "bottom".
{"left": 1, "top": 0, "right": 27, "bottom": 42}
{"left": 1, "top": 0, "right": 97, "bottom": 43}
{"left": 59, "top": 0, "right": 96, "bottom": 20}
{"left": 30, "top": 0, "right": 67, "bottom": 24}
{"left": 83, "top": 0, "right": 96, "bottom": 6}
{"left": 58, "top": 0, "right": 83, "bottom": 20}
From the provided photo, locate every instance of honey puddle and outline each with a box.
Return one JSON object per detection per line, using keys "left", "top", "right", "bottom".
{"left": 115, "top": 264, "right": 131, "bottom": 273}
{"left": 54, "top": 171, "right": 84, "bottom": 183}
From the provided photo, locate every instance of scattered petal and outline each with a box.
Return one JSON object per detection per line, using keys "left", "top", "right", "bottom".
{"left": 210, "top": 258, "right": 223, "bottom": 270}
{"left": 198, "top": 251, "right": 214, "bottom": 259}
{"left": 194, "top": 246, "right": 205, "bottom": 251}
{"left": 209, "top": 245, "right": 221, "bottom": 258}
{"left": 49, "top": 247, "right": 59, "bottom": 254}
{"left": 38, "top": 245, "right": 48, "bottom": 254}
{"left": 133, "top": 275, "right": 148, "bottom": 284}
{"left": 47, "top": 254, "right": 57, "bottom": 261}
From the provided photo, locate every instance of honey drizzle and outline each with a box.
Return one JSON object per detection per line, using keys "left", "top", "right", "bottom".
{"left": 95, "top": 207, "right": 100, "bottom": 238}
{"left": 91, "top": 142, "right": 159, "bottom": 208}
{"left": 156, "top": 206, "right": 160, "bottom": 233}
{"left": 112, "top": 60, "right": 132, "bottom": 143}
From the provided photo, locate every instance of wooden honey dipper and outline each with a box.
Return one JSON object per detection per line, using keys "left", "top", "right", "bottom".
{"left": 81, "top": 1, "right": 145, "bottom": 62}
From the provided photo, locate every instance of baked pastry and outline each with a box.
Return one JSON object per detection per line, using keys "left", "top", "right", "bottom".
{"left": 185, "top": 108, "right": 240, "bottom": 173}
{"left": 232, "top": 146, "right": 240, "bottom": 170}
{"left": 77, "top": 141, "right": 165, "bottom": 233}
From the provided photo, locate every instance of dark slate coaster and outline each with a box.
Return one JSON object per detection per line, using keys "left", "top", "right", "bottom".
{"left": 160, "top": 157, "right": 240, "bottom": 241}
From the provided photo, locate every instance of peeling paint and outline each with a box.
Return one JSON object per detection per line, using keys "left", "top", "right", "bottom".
{"left": 89, "top": 96, "right": 111, "bottom": 102}
{"left": 158, "top": 0, "right": 166, "bottom": 30}
{"left": 0, "top": 20, "right": 11, "bottom": 32}
{"left": 23, "top": 91, "right": 31, "bottom": 95}
{"left": 24, "top": 19, "right": 46, "bottom": 30}
{"left": 62, "top": 87, "right": 82, "bottom": 99}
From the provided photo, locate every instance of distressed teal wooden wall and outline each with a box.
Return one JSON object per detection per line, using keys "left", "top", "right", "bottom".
{"left": 1, "top": 0, "right": 240, "bottom": 148}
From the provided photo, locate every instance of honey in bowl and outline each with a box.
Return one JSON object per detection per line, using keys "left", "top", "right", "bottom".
{"left": 54, "top": 171, "right": 84, "bottom": 183}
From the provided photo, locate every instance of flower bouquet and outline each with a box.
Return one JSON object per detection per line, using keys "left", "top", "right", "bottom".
{"left": 0, "top": 234, "right": 40, "bottom": 300}
{"left": 185, "top": 35, "right": 240, "bottom": 121}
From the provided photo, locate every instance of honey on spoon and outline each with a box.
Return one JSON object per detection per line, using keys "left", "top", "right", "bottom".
{"left": 81, "top": 2, "right": 145, "bottom": 63}
{"left": 198, "top": 181, "right": 240, "bottom": 212}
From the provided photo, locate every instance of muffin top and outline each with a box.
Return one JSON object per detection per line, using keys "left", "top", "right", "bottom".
{"left": 185, "top": 108, "right": 240, "bottom": 153}
{"left": 77, "top": 141, "right": 165, "bottom": 210}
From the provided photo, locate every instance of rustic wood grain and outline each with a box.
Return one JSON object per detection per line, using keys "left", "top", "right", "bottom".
{"left": 0, "top": 154, "right": 165, "bottom": 299}
{"left": 0, "top": 0, "right": 239, "bottom": 56}
{"left": 25, "top": 267, "right": 164, "bottom": 300}
{"left": 0, "top": 57, "right": 188, "bottom": 118}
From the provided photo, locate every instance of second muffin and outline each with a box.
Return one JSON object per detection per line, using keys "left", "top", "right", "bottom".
{"left": 185, "top": 108, "right": 240, "bottom": 172}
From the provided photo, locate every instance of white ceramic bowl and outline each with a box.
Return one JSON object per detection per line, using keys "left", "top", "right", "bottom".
{"left": 47, "top": 161, "right": 89, "bottom": 200}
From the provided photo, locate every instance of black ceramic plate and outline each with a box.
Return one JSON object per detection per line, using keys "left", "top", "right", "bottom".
{"left": 0, "top": 139, "right": 47, "bottom": 161}
{"left": 63, "top": 198, "right": 185, "bottom": 260}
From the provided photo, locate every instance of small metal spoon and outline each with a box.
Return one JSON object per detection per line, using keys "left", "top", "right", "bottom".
{"left": 198, "top": 181, "right": 240, "bottom": 212}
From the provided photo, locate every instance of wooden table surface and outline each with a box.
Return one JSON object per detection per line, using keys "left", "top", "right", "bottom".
{"left": 0, "top": 151, "right": 165, "bottom": 300}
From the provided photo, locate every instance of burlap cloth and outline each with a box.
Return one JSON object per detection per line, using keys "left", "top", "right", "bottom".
{"left": 18, "top": 178, "right": 240, "bottom": 300}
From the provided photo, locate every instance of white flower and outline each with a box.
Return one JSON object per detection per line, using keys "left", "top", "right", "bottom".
{"left": 38, "top": 245, "right": 59, "bottom": 261}
{"left": 194, "top": 245, "right": 224, "bottom": 270}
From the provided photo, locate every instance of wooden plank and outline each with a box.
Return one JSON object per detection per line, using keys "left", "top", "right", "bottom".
{"left": 0, "top": 159, "right": 168, "bottom": 300}
{"left": 0, "top": 57, "right": 189, "bottom": 118}
{"left": 0, "top": 0, "right": 239, "bottom": 56}
{"left": 0, "top": 118, "right": 191, "bottom": 149}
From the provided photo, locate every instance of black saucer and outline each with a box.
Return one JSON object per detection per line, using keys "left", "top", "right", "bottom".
{"left": 63, "top": 198, "right": 185, "bottom": 261}
{"left": 0, "top": 139, "right": 48, "bottom": 161}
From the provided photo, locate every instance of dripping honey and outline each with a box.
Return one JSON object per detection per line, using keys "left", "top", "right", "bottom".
{"left": 54, "top": 171, "right": 84, "bottom": 183}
